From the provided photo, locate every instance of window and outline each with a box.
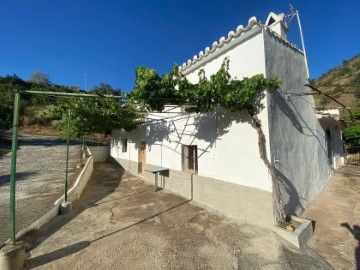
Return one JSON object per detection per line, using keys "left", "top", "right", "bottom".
{"left": 182, "top": 145, "right": 198, "bottom": 173}
{"left": 122, "top": 139, "right": 128, "bottom": 152}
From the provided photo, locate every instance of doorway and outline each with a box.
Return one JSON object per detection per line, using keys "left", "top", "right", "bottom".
{"left": 325, "top": 129, "right": 333, "bottom": 167}
{"left": 138, "top": 141, "right": 146, "bottom": 174}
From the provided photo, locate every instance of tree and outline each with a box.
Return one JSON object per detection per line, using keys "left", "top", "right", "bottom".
{"left": 54, "top": 95, "right": 142, "bottom": 143}
{"left": 0, "top": 75, "right": 29, "bottom": 130}
{"left": 28, "top": 71, "right": 51, "bottom": 85}
{"left": 88, "top": 83, "right": 121, "bottom": 96}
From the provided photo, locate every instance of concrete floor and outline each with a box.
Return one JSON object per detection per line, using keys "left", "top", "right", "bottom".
{"left": 23, "top": 163, "right": 331, "bottom": 270}
{"left": 303, "top": 164, "right": 360, "bottom": 270}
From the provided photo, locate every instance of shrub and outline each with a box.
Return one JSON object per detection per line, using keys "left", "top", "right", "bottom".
{"left": 343, "top": 125, "right": 360, "bottom": 144}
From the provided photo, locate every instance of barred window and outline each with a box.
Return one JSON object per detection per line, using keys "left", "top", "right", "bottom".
{"left": 122, "top": 139, "right": 128, "bottom": 152}
{"left": 182, "top": 145, "right": 198, "bottom": 173}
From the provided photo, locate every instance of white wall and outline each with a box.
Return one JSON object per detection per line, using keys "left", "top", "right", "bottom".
{"left": 184, "top": 26, "right": 266, "bottom": 81}
{"left": 111, "top": 29, "right": 274, "bottom": 192}
{"left": 263, "top": 28, "right": 335, "bottom": 215}
{"left": 112, "top": 107, "right": 271, "bottom": 192}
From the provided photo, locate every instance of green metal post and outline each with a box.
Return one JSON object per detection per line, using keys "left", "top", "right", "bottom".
{"left": 9, "top": 91, "right": 21, "bottom": 245}
{"left": 79, "top": 134, "right": 83, "bottom": 167}
{"left": 64, "top": 109, "right": 71, "bottom": 202}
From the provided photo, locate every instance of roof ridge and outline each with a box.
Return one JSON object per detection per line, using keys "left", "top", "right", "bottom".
{"left": 180, "top": 14, "right": 303, "bottom": 72}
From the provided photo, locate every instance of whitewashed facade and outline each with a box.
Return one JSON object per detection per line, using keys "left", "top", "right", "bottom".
{"left": 111, "top": 12, "right": 345, "bottom": 227}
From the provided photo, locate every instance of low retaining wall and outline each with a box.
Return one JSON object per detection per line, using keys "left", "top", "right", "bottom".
{"left": 9, "top": 147, "right": 94, "bottom": 244}
{"left": 88, "top": 146, "right": 109, "bottom": 163}
{"left": 55, "top": 147, "right": 94, "bottom": 204}
{"left": 114, "top": 157, "right": 274, "bottom": 228}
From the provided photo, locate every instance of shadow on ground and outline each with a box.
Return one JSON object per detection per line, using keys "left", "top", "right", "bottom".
{"left": 303, "top": 164, "right": 360, "bottom": 269}
{"left": 341, "top": 222, "right": 360, "bottom": 270}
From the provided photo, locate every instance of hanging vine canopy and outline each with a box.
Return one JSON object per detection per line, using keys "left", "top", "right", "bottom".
{"left": 128, "top": 58, "right": 281, "bottom": 115}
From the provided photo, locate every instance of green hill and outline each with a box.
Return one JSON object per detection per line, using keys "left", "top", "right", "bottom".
{"left": 0, "top": 74, "right": 83, "bottom": 132}
{"left": 313, "top": 53, "right": 360, "bottom": 110}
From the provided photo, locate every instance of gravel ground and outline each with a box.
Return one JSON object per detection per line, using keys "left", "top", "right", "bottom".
{"left": 24, "top": 162, "right": 332, "bottom": 269}
{"left": 0, "top": 132, "right": 82, "bottom": 245}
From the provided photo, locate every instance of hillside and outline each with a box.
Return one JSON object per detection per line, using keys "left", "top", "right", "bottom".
{"left": 0, "top": 75, "right": 129, "bottom": 142}
{"left": 313, "top": 53, "right": 360, "bottom": 111}
{"left": 312, "top": 53, "right": 360, "bottom": 144}
{"left": 0, "top": 75, "right": 82, "bottom": 131}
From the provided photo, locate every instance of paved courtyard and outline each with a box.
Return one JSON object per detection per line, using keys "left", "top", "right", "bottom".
{"left": 24, "top": 162, "right": 331, "bottom": 269}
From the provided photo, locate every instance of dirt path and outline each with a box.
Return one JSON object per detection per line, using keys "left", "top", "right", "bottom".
{"left": 0, "top": 132, "right": 81, "bottom": 245}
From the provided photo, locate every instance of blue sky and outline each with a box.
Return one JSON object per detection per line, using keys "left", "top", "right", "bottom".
{"left": 0, "top": 0, "right": 359, "bottom": 92}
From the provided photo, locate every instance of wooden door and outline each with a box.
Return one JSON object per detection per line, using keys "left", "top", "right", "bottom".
{"left": 138, "top": 141, "right": 146, "bottom": 174}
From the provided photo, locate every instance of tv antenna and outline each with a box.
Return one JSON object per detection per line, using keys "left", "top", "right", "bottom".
{"left": 286, "top": 4, "right": 310, "bottom": 80}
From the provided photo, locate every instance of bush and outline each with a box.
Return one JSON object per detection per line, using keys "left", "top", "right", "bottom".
{"left": 351, "top": 73, "right": 360, "bottom": 85}
{"left": 343, "top": 125, "right": 360, "bottom": 144}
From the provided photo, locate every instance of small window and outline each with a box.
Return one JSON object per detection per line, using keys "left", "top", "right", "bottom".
{"left": 122, "top": 139, "right": 128, "bottom": 152}
{"left": 182, "top": 145, "right": 198, "bottom": 173}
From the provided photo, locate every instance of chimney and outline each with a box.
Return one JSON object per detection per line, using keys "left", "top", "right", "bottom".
{"left": 265, "top": 12, "right": 288, "bottom": 39}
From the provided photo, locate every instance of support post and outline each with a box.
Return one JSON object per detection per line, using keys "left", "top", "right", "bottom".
{"left": 80, "top": 135, "right": 83, "bottom": 166}
{"left": 64, "top": 109, "right": 71, "bottom": 202}
{"left": 77, "top": 134, "right": 83, "bottom": 169}
{"left": 154, "top": 172, "right": 158, "bottom": 192}
{"left": 9, "top": 91, "right": 20, "bottom": 245}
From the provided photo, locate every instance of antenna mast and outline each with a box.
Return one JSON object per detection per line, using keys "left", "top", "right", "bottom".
{"left": 287, "top": 5, "right": 310, "bottom": 80}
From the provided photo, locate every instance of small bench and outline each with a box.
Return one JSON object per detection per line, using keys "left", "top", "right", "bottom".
{"left": 145, "top": 167, "right": 169, "bottom": 191}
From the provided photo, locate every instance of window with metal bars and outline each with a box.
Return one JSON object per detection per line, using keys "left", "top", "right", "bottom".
{"left": 182, "top": 145, "right": 198, "bottom": 173}
{"left": 122, "top": 139, "right": 128, "bottom": 152}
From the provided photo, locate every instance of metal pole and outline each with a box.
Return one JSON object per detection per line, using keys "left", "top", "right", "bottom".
{"left": 296, "top": 10, "right": 310, "bottom": 80}
{"left": 9, "top": 91, "right": 20, "bottom": 245}
{"left": 64, "top": 109, "right": 71, "bottom": 202}
{"left": 80, "top": 135, "right": 83, "bottom": 167}
{"left": 22, "top": 90, "right": 123, "bottom": 99}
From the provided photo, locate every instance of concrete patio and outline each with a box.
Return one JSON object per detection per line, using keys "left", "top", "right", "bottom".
{"left": 303, "top": 164, "right": 360, "bottom": 269}
{"left": 22, "top": 162, "right": 331, "bottom": 269}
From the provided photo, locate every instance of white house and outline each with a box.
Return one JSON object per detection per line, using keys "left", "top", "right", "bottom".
{"left": 111, "top": 12, "right": 345, "bottom": 227}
